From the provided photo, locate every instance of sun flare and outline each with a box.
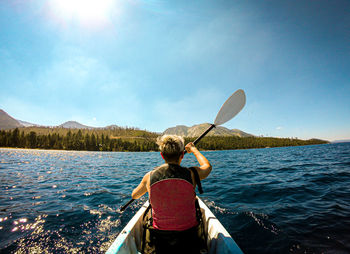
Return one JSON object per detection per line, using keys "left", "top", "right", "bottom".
{"left": 50, "top": 0, "right": 114, "bottom": 27}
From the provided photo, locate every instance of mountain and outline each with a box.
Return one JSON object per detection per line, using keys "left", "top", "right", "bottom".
{"left": 0, "top": 110, "right": 119, "bottom": 130}
{"left": 0, "top": 109, "right": 23, "bottom": 130}
{"left": 163, "top": 125, "right": 189, "bottom": 136}
{"left": 59, "top": 121, "right": 93, "bottom": 129}
{"left": 104, "top": 125, "right": 120, "bottom": 130}
{"left": 0, "top": 109, "right": 252, "bottom": 137}
{"left": 231, "top": 129, "right": 253, "bottom": 138}
{"left": 163, "top": 123, "right": 253, "bottom": 137}
{"left": 17, "top": 120, "right": 39, "bottom": 127}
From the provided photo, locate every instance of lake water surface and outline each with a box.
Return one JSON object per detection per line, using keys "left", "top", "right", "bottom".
{"left": 1, "top": 143, "right": 350, "bottom": 253}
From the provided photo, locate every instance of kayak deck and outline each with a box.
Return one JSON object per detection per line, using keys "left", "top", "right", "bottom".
{"left": 106, "top": 198, "right": 243, "bottom": 254}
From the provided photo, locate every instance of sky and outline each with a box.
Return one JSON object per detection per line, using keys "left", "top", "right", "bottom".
{"left": 0, "top": 0, "right": 349, "bottom": 141}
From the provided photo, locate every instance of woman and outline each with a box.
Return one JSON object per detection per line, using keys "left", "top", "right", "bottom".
{"left": 131, "top": 135, "right": 212, "bottom": 253}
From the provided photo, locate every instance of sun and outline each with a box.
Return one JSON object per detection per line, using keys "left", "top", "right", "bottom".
{"left": 49, "top": 0, "right": 115, "bottom": 28}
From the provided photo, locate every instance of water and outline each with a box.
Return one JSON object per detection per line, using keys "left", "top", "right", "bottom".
{"left": 0, "top": 143, "right": 350, "bottom": 253}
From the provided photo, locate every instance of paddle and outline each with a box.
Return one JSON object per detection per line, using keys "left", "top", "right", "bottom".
{"left": 119, "top": 89, "right": 246, "bottom": 212}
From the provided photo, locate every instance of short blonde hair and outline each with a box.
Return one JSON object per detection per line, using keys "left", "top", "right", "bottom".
{"left": 156, "top": 135, "right": 184, "bottom": 161}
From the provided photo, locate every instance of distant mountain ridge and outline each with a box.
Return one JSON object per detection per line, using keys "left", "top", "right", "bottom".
{"left": 17, "top": 120, "right": 39, "bottom": 127}
{"left": 0, "top": 109, "right": 145, "bottom": 131}
{"left": 163, "top": 123, "right": 253, "bottom": 137}
{"left": 0, "top": 109, "right": 98, "bottom": 130}
{"left": 59, "top": 121, "right": 93, "bottom": 129}
{"left": 0, "top": 109, "right": 253, "bottom": 137}
{"left": 0, "top": 109, "right": 23, "bottom": 129}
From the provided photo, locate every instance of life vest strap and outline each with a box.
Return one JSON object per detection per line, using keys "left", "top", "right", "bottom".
{"left": 189, "top": 167, "right": 204, "bottom": 194}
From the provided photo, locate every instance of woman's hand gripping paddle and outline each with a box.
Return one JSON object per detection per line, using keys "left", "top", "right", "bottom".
{"left": 119, "top": 89, "right": 246, "bottom": 212}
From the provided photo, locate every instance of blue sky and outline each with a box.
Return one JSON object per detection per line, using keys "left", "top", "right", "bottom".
{"left": 0, "top": 0, "right": 349, "bottom": 141}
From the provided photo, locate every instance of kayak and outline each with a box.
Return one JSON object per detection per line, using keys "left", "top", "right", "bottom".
{"left": 106, "top": 198, "right": 244, "bottom": 254}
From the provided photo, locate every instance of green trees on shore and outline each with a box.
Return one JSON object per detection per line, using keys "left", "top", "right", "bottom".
{"left": 185, "top": 136, "right": 328, "bottom": 150}
{"left": 0, "top": 128, "right": 328, "bottom": 152}
{"left": 0, "top": 128, "right": 158, "bottom": 152}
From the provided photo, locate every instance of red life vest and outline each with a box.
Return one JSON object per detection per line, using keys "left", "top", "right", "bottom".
{"left": 149, "top": 163, "right": 198, "bottom": 231}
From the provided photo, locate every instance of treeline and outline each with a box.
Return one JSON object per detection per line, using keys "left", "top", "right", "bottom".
{"left": 0, "top": 128, "right": 158, "bottom": 152}
{"left": 185, "top": 136, "right": 328, "bottom": 150}
{"left": 16, "top": 126, "right": 159, "bottom": 138}
{"left": 0, "top": 128, "right": 328, "bottom": 152}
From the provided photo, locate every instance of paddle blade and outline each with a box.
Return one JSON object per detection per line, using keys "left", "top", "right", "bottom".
{"left": 214, "top": 89, "right": 246, "bottom": 126}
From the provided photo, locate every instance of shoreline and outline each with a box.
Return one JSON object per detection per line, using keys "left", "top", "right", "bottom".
{"left": 0, "top": 147, "right": 159, "bottom": 153}
{"left": 0, "top": 142, "right": 333, "bottom": 153}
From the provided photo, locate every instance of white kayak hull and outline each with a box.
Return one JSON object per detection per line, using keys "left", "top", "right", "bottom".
{"left": 106, "top": 198, "right": 243, "bottom": 254}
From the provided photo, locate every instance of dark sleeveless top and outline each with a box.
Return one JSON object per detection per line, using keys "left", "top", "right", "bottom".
{"left": 149, "top": 163, "right": 198, "bottom": 231}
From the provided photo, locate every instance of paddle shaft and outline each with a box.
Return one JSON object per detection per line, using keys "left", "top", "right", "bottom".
{"left": 184, "top": 124, "right": 216, "bottom": 154}
{"left": 120, "top": 198, "right": 135, "bottom": 212}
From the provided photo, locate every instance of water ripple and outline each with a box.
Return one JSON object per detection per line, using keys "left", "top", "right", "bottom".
{"left": 1, "top": 144, "right": 350, "bottom": 253}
